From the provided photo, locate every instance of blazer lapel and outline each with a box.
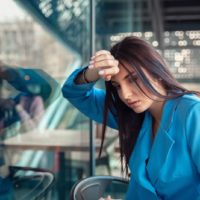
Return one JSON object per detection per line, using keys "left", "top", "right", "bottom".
{"left": 129, "top": 97, "right": 181, "bottom": 194}
{"left": 146, "top": 128, "right": 174, "bottom": 185}
{"left": 146, "top": 97, "right": 181, "bottom": 185}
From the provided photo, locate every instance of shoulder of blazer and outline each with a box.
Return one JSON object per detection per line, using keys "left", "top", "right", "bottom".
{"left": 173, "top": 94, "right": 200, "bottom": 120}
{"left": 176, "top": 94, "right": 200, "bottom": 109}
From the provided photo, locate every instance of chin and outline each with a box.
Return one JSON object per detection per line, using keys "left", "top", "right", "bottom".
{"left": 132, "top": 107, "right": 146, "bottom": 113}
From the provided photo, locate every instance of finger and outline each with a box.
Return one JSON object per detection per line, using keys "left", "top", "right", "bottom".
{"left": 89, "top": 54, "right": 114, "bottom": 68}
{"left": 93, "top": 53, "right": 114, "bottom": 63}
{"left": 89, "top": 58, "right": 115, "bottom": 69}
{"left": 98, "top": 64, "right": 119, "bottom": 77}
{"left": 93, "top": 59, "right": 117, "bottom": 71}
{"left": 104, "top": 75, "right": 111, "bottom": 81}
{"left": 89, "top": 51, "right": 114, "bottom": 69}
{"left": 94, "top": 50, "right": 111, "bottom": 57}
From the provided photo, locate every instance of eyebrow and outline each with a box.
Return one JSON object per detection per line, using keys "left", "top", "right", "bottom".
{"left": 111, "top": 72, "right": 137, "bottom": 84}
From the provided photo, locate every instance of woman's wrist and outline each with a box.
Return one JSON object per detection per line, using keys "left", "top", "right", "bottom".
{"left": 75, "top": 67, "right": 100, "bottom": 84}
{"left": 82, "top": 68, "right": 90, "bottom": 83}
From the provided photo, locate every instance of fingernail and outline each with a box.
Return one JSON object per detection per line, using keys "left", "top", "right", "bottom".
{"left": 98, "top": 70, "right": 104, "bottom": 75}
{"left": 88, "top": 65, "right": 93, "bottom": 69}
{"left": 91, "top": 56, "right": 95, "bottom": 59}
{"left": 106, "top": 75, "right": 111, "bottom": 81}
{"left": 89, "top": 60, "right": 94, "bottom": 64}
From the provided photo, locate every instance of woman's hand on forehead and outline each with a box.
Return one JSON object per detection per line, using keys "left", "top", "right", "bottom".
{"left": 89, "top": 50, "right": 120, "bottom": 81}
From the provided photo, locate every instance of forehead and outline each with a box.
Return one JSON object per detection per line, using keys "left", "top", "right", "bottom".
{"left": 111, "top": 63, "right": 135, "bottom": 82}
{"left": 111, "top": 62, "right": 153, "bottom": 83}
{"left": 119, "top": 62, "right": 135, "bottom": 71}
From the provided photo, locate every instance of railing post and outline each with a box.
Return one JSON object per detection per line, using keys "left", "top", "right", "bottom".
{"left": 89, "top": 0, "right": 96, "bottom": 176}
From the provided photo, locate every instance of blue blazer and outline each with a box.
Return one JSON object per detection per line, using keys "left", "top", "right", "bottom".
{"left": 62, "top": 68, "right": 200, "bottom": 200}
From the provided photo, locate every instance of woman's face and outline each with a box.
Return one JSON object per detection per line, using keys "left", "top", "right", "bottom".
{"left": 111, "top": 64, "right": 164, "bottom": 113}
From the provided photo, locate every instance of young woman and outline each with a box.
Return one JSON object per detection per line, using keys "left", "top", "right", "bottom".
{"left": 62, "top": 36, "right": 200, "bottom": 200}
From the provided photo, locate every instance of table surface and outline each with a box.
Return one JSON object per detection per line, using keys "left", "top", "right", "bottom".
{"left": 1, "top": 129, "right": 102, "bottom": 151}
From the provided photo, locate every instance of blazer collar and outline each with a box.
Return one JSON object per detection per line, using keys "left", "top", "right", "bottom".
{"left": 129, "top": 97, "right": 181, "bottom": 192}
{"left": 146, "top": 97, "right": 182, "bottom": 185}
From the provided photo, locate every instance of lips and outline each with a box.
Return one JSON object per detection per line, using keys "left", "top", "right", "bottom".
{"left": 127, "top": 100, "right": 141, "bottom": 107}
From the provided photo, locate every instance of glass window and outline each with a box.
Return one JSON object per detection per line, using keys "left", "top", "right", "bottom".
{"left": 1, "top": 1, "right": 200, "bottom": 200}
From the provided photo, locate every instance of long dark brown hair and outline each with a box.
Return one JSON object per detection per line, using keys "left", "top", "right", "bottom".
{"left": 99, "top": 36, "right": 200, "bottom": 176}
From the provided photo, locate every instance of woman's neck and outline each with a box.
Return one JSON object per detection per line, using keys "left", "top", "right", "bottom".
{"left": 149, "top": 100, "right": 166, "bottom": 123}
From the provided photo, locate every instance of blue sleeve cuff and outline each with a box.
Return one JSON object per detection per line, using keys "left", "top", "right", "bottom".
{"left": 62, "top": 67, "right": 97, "bottom": 97}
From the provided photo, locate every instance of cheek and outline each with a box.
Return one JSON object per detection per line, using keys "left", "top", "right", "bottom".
{"left": 132, "top": 80, "right": 148, "bottom": 97}
{"left": 137, "top": 82, "right": 155, "bottom": 99}
{"left": 143, "top": 98, "right": 154, "bottom": 107}
{"left": 117, "top": 91, "right": 124, "bottom": 101}
{"left": 136, "top": 99, "right": 154, "bottom": 112}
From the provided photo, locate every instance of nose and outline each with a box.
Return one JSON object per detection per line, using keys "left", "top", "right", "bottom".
{"left": 120, "top": 84, "right": 134, "bottom": 101}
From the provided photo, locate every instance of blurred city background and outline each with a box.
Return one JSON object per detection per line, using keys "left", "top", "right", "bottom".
{"left": 0, "top": 0, "right": 200, "bottom": 199}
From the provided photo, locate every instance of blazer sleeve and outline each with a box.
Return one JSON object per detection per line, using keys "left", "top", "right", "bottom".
{"left": 185, "top": 102, "right": 200, "bottom": 173}
{"left": 61, "top": 67, "right": 118, "bottom": 129}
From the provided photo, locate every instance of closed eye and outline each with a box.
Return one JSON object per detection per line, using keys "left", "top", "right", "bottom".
{"left": 111, "top": 72, "right": 138, "bottom": 90}
{"left": 128, "top": 74, "right": 138, "bottom": 83}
